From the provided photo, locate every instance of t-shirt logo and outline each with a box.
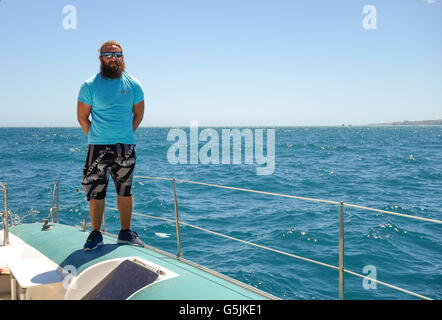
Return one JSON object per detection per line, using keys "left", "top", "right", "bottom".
{"left": 121, "top": 90, "right": 131, "bottom": 94}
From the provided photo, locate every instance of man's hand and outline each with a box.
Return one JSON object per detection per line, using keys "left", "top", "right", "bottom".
{"left": 77, "top": 101, "right": 92, "bottom": 135}
{"left": 133, "top": 100, "right": 145, "bottom": 132}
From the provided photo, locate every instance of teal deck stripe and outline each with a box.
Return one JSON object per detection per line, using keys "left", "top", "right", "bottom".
{"left": 8, "top": 223, "right": 273, "bottom": 300}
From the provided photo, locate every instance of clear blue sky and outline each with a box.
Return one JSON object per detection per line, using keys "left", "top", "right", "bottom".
{"left": 0, "top": 0, "right": 441, "bottom": 127}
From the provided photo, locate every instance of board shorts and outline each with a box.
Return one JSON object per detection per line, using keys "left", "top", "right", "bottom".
{"left": 82, "top": 143, "right": 136, "bottom": 201}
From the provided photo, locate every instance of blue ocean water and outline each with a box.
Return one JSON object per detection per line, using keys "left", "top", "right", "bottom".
{"left": 0, "top": 126, "right": 441, "bottom": 300}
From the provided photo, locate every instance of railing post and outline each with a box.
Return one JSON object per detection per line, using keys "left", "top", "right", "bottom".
{"left": 103, "top": 208, "right": 107, "bottom": 233}
{"left": 81, "top": 212, "right": 90, "bottom": 232}
{"left": 173, "top": 178, "right": 183, "bottom": 259}
{"left": 339, "top": 201, "right": 345, "bottom": 300}
{"left": 56, "top": 180, "right": 60, "bottom": 224}
{"left": 51, "top": 183, "right": 56, "bottom": 223}
{"left": 1, "top": 183, "right": 9, "bottom": 246}
{"left": 50, "top": 181, "right": 60, "bottom": 224}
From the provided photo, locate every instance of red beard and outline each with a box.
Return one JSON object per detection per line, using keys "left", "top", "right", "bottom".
{"left": 100, "top": 59, "right": 126, "bottom": 79}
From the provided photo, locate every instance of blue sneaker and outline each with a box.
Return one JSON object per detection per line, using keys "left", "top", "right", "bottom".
{"left": 83, "top": 230, "right": 104, "bottom": 251}
{"left": 118, "top": 229, "right": 145, "bottom": 247}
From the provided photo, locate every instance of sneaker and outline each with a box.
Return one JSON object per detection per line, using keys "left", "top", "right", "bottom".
{"left": 83, "top": 230, "right": 104, "bottom": 251}
{"left": 118, "top": 229, "right": 145, "bottom": 247}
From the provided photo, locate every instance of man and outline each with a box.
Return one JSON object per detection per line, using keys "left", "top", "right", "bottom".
{"left": 77, "top": 40, "right": 145, "bottom": 251}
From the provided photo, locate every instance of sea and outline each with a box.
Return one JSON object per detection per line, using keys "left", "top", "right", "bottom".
{"left": 0, "top": 126, "right": 441, "bottom": 300}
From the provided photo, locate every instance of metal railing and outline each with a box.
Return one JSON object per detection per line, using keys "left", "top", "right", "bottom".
{"left": 2, "top": 178, "right": 440, "bottom": 300}
{"left": 1, "top": 181, "right": 60, "bottom": 245}
{"left": 101, "top": 175, "right": 441, "bottom": 300}
{"left": 0, "top": 182, "right": 9, "bottom": 246}
{"left": 49, "top": 181, "right": 60, "bottom": 224}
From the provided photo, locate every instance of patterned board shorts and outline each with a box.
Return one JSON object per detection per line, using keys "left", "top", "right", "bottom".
{"left": 82, "top": 143, "right": 136, "bottom": 201}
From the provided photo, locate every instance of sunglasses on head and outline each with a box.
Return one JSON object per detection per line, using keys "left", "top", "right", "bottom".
{"left": 101, "top": 52, "right": 123, "bottom": 58}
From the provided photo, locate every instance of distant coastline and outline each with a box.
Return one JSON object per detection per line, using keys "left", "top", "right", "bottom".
{"left": 367, "top": 119, "right": 442, "bottom": 126}
{"left": 2, "top": 119, "right": 442, "bottom": 128}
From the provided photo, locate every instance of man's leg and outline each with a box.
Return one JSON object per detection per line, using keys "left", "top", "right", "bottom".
{"left": 84, "top": 198, "right": 105, "bottom": 251}
{"left": 116, "top": 194, "right": 143, "bottom": 246}
{"left": 117, "top": 195, "right": 132, "bottom": 230}
{"left": 112, "top": 144, "right": 144, "bottom": 246}
{"left": 82, "top": 145, "right": 113, "bottom": 250}
{"left": 90, "top": 199, "right": 105, "bottom": 231}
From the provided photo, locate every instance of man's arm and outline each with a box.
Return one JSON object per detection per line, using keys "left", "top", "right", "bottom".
{"left": 133, "top": 100, "right": 145, "bottom": 132}
{"left": 77, "top": 101, "right": 92, "bottom": 135}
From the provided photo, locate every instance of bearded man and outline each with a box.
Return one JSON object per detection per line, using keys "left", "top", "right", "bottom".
{"left": 77, "top": 40, "right": 145, "bottom": 251}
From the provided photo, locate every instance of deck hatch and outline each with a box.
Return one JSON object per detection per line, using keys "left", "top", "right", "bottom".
{"left": 81, "top": 259, "right": 159, "bottom": 300}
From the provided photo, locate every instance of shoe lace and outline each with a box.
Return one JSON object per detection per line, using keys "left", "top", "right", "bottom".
{"left": 88, "top": 230, "right": 101, "bottom": 240}
{"left": 129, "top": 230, "right": 139, "bottom": 238}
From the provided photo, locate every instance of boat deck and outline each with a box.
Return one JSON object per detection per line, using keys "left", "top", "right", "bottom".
{"left": 4, "top": 223, "right": 275, "bottom": 300}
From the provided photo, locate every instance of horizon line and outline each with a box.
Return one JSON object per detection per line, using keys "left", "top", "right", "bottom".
{"left": 2, "top": 119, "right": 441, "bottom": 129}
{"left": 1, "top": 124, "right": 442, "bottom": 129}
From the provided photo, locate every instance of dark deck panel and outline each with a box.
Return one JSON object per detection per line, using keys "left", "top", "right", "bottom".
{"left": 82, "top": 259, "right": 159, "bottom": 300}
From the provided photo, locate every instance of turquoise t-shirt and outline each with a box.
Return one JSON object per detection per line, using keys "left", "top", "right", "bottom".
{"left": 78, "top": 72, "right": 144, "bottom": 145}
